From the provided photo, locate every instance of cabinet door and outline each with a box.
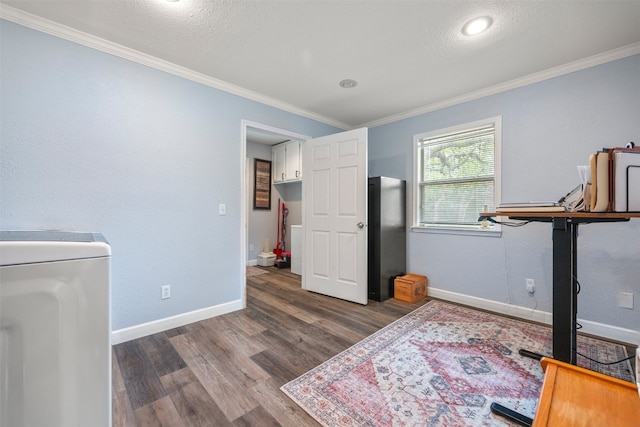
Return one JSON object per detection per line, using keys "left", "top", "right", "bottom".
{"left": 296, "top": 141, "right": 303, "bottom": 179}
{"left": 285, "top": 141, "right": 301, "bottom": 181}
{"left": 272, "top": 144, "right": 286, "bottom": 183}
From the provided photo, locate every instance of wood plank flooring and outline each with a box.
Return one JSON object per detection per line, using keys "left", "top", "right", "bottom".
{"left": 113, "top": 267, "right": 637, "bottom": 426}
{"left": 112, "top": 267, "right": 429, "bottom": 426}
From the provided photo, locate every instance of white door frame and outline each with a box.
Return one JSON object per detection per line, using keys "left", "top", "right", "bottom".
{"left": 240, "top": 120, "right": 310, "bottom": 308}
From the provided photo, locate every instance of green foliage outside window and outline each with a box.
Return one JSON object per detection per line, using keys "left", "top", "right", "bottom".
{"left": 418, "top": 125, "right": 496, "bottom": 227}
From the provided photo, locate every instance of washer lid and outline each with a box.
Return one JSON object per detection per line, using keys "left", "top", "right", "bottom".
{"left": 0, "top": 231, "right": 111, "bottom": 266}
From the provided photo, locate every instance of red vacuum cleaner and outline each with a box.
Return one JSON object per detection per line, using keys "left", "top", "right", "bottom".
{"left": 274, "top": 199, "right": 290, "bottom": 268}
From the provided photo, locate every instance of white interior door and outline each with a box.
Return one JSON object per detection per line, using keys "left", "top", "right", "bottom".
{"left": 303, "top": 128, "right": 368, "bottom": 304}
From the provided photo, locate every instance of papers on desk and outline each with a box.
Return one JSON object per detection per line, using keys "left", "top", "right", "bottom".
{"left": 558, "top": 184, "right": 585, "bottom": 211}
{"left": 496, "top": 186, "right": 585, "bottom": 213}
{"left": 496, "top": 143, "right": 639, "bottom": 214}
{"left": 496, "top": 201, "right": 566, "bottom": 213}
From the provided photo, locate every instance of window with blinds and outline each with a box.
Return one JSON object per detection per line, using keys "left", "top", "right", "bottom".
{"left": 414, "top": 118, "right": 501, "bottom": 230}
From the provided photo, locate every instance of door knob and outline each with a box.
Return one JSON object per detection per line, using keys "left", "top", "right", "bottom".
{"left": 357, "top": 222, "right": 365, "bottom": 229}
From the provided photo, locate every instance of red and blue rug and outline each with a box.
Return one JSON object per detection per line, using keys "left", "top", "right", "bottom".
{"left": 281, "top": 300, "right": 633, "bottom": 426}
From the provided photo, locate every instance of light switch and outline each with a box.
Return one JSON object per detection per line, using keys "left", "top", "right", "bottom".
{"left": 219, "top": 203, "right": 226, "bottom": 216}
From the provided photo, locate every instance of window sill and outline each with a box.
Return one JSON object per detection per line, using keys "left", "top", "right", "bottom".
{"left": 410, "top": 225, "right": 502, "bottom": 237}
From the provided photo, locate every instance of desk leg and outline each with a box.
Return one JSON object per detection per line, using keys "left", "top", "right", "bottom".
{"left": 552, "top": 218, "right": 578, "bottom": 364}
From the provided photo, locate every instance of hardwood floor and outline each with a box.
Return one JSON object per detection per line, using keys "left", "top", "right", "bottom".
{"left": 112, "top": 267, "right": 429, "bottom": 426}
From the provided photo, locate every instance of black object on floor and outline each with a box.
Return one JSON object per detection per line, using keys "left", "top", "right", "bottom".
{"left": 519, "top": 348, "right": 545, "bottom": 361}
{"left": 490, "top": 402, "right": 533, "bottom": 427}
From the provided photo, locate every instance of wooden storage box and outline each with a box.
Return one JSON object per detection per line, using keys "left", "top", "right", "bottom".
{"left": 394, "top": 274, "right": 428, "bottom": 303}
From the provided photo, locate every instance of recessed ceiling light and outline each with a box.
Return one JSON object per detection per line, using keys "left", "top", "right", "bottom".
{"left": 339, "top": 79, "right": 358, "bottom": 89}
{"left": 462, "top": 16, "right": 493, "bottom": 36}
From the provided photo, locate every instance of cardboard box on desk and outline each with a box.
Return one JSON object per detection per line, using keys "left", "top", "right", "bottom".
{"left": 589, "top": 145, "right": 640, "bottom": 212}
{"left": 394, "top": 274, "right": 428, "bottom": 303}
{"left": 613, "top": 150, "right": 640, "bottom": 212}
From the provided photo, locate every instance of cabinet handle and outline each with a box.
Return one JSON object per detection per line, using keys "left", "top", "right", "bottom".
{"left": 282, "top": 172, "right": 285, "bottom": 180}
{"left": 296, "top": 170, "right": 299, "bottom": 178}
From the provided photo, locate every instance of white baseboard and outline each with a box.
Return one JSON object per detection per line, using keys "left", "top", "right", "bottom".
{"left": 111, "top": 288, "right": 638, "bottom": 346}
{"left": 111, "top": 299, "right": 243, "bottom": 345}
{"left": 246, "top": 259, "right": 258, "bottom": 266}
{"left": 428, "top": 287, "right": 640, "bottom": 345}
{"left": 577, "top": 320, "right": 640, "bottom": 346}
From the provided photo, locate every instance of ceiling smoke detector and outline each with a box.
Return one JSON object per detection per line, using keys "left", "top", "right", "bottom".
{"left": 339, "top": 79, "right": 358, "bottom": 89}
{"left": 462, "top": 16, "right": 493, "bottom": 36}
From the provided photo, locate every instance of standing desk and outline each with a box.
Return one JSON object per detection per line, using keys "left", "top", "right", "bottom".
{"left": 479, "top": 212, "right": 640, "bottom": 365}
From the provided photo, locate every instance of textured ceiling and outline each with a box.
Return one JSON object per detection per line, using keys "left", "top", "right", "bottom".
{"left": 2, "top": 0, "right": 640, "bottom": 128}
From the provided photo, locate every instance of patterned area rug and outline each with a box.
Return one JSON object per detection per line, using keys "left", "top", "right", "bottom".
{"left": 281, "top": 300, "right": 633, "bottom": 426}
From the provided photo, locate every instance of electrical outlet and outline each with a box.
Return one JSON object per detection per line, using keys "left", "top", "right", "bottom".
{"left": 219, "top": 203, "right": 226, "bottom": 215}
{"left": 161, "top": 285, "right": 171, "bottom": 299}
{"left": 526, "top": 278, "right": 535, "bottom": 293}
{"left": 617, "top": 291, "right": 634, "bottom": 309}
{"left": 249, "top": 243, "right": 254, "bottom": 252}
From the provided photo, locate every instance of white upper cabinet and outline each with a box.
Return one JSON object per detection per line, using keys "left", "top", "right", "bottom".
{"left": 285, "top": 141, "right": 302, "bottom": 181}
{"left": 272, "top": 143, "right": 287, "bottom": 183}
{"left": 272, "top": 140, "right": 302, "bottom": 183}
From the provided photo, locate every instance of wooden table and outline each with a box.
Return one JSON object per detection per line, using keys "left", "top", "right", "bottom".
{"left": 533, "top": 357, "right": 640, "bottom": 426}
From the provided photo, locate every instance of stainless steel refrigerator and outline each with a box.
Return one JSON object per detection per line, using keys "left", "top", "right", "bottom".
{"left": 368, "top": 177, "right": 406, "bottom": 301}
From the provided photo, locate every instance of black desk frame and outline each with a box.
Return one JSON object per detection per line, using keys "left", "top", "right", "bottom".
{"left": 482, "top": 214, "right": 631, "bottom": 365}
{"left": 480, "top": 212, "right": 635, "bottom": 426}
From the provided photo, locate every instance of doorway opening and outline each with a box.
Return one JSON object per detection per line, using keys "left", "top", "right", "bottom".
{"left": 240, "top": 120, "right": 309, "bottom": 307}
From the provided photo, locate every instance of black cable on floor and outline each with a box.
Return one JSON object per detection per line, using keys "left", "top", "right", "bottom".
{"left": 571, "top": 277, "right": 633, "bottom": 367}
{"left": 575, "top": 351, "right": 634, "bottom": 366}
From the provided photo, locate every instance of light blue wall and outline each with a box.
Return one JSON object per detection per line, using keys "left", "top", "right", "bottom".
{"left": 369, "top": 54, "right": 640, "bottom": 333}
{"left": 0, "top": 20, "right": 340, "bottom": 330}
{"left": 2, "top": 18, "right": 638, "bottom": 336}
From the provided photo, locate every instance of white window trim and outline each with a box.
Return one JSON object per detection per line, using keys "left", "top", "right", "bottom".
{"left": 411, "top": 116, "right": 502, "bottom": 236}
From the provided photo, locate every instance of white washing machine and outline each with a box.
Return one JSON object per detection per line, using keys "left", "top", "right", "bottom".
{"left": 0, "top": 231, "right": 111, "bottom": 427}
{"left": 290, "top": 225, "right": 302, "bottom": 276}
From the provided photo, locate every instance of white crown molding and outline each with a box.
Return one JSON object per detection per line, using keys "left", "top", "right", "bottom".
{"left": 0, "top": 4, "right": 351, "bottom": 131}
{"left": 363, "top": 42, "right": 640, "bottom": 129}
{"left": 2, "top": 4, "right": 637, "bottom": 132}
